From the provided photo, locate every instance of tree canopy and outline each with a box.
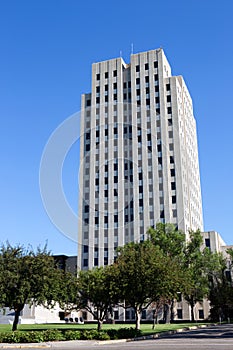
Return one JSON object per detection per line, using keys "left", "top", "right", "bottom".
{"left": 0, "top": 243, "right": 72, "bottom": 330}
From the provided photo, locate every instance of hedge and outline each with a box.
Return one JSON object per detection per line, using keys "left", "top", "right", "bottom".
{"left": 0, "top": 327, "right": 141, "bottom": 343}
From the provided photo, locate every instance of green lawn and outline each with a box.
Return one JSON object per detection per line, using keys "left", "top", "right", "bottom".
{"left": 0, "top": 322, "right": 209, "bottom": 335}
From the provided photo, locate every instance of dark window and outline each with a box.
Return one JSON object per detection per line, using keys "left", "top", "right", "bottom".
{"left": 171, "top": 182, "right": 176, "bottom": 190}
{"left": 171, "top": 169, "right": 175, "bottom": 177}
{"left": 86, "top": 99, "right": 91, "bottom": 107}
{"left": 84, "top": 205, "right": 89, "bottom": 213}
{"left": 113, "top": 82, "right": 117, "bottom": 89}
{"left": 83, "top": 245, "right": 88, "bottom": 253}
{"left": 155, "top": 85, "right": 159, "bottom": 92}
{"left": 172, "top": 195, "right": 176, "bottom": 204}
{"left": 177, "top": 309, "right": 183, "bottom": 319}
{"left": 96, "top": 97, "right": 100, "bottom": 104}
{"left": 160, "top": 210, "right": 164, "bottom": 218}
{"left": 157, "top": 144, "right": 162, "bottom": 152}
{"left": 170, "top": 156, "right": 174, "bottom": 164}
{"left": 105, "top": 72, "right": 108, "bottom": 79}
{"left": 94, "top": 258, "right": 98, "bottom": 266}
{"left": 96, "top": 86, "right": 100, "bottom": 93}
{"left": 105, "top": 95, "right": 108, "bottom": 102}
{"left": 166, "top": 83, "right": 171, "bottom": 91}
{"left": 158, "top": 157, "right": 162, "bottom": 165}
{"left": 105, "top": 84, "right": 108, "bottom": 91}
{"left": 154, "top": 74, "right": 158, "bottom": 81}
{"left": 85, "top": 144, "right": 90, "bottom": 152}
{"left": 113, "top": 70, "right": 117, "bottom": 77}
{"left": 167, "top": 95, "right": 171, "bottom": 102}
{"left": 168, "top": 118, "right": 173, "bottom": 125}
{"left": 146, "top": 99, "right": 150, "bottom": 106}
{"left": 114, "top": 310, "right": 119, "bottom": 320}
{"left": 205, "top": 238, "right": 211, "bottom": 248}
{"left": 145, "top": 63, "right": 149, "bottom": 70}
{"left": 145, "top": 76, "right": 149, "bottom": 83}
{"left": 169, "top": 130, "right": 173, "bottom": 138}
{"left": 136, "top": 77, "right": 140, "bottom": 84}
{"left": 167, "top": 106, "right": 172, "bottom": 114}
{"left": 123, "top": 82, "right": 127, "bottom": 88}
{"left": 136, "top": 65, "right": 140, "bottom": 72}
{"left": 95, "top": 217, "right": 99, "bottom": 224}
{"left": 96, "top": 73, "right": 100, "bottom": 81}
{"left": 128, "top": 81, "right": 131, "bottom": 88}
{"left": 199, "top": 310, "right": 204, "bottom": 319}
{"left": 83, "top": 259, "right": 88, "bottom": 267}
{"left": 173, "top": 209, "right": 177, "bottom": 217}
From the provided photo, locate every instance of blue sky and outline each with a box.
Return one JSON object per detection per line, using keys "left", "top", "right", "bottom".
{"left": 0, "top": 0, "right": 232, "bottom": 255}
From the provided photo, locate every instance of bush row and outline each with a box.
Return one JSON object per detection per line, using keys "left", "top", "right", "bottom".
{"left": 0, "top": 327, "right": 142, "bottom": 343}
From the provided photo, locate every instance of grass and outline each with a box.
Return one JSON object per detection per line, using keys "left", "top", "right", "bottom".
{"left": 0, "top": 322, "right": 209, "bottom": 335}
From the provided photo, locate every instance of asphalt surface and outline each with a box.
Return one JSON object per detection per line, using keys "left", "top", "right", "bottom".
{"left": 0, "top": 324, "right": 233, "bottom": 350}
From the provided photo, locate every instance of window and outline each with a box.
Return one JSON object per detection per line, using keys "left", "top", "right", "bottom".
{"left": 83, "top": 245, "right": 88, "bottom": 253}
{"left": 83, "top": 259, "right": 88, "bottom": 267}
{"left": 177, "top": 309, "right": 183, "bottom": 319}
{"left": 170, "top": 156, "right": 174, "bottom": 164}
{"left": 136, "top": 65, "right": 140, "bottom": 72}
{"left": 173, "top": 209, "right": 177, "bottom": 217}
{"left": 167, "top": 106, "right": 172, "bottom": 114}
{"left": 171, "top": 182, "right": 176, "bottom": 190}
{"left": 96, "top": 86, "right": 100, "bottom": 93}
{"left": 145, "top": 63, "right": 149, "bottom": 70}
{"left": 154, "top": 61, "right": 158, "bottom": 68}
{"left": 113, "top": 70, "right": 117, "bottom": 77}
{"left": 114, "top": 310, "right": 119, "bottom": 320}
{"left": 199, "top": 310, "right": 204, "bottom": 319}
{"left": 154, "top": 74, "right": 158, "bottom": 81}
{"left": 172, "top": 195, "right": 176, "bottom": 204}
{"left": 205, "top": 238, "right": 211, "bottom": 248}
{"left": 96, "top": 97, "right": 100, "bottom": 104}
{"left": 113, "top": 82, "right": 117, "bottom": 89}
{"left": 96, "top": 73, "right": 100, "bottom": 81}
{"left": 145, "top": 76, "right": 149, "bottom": 83}
{"left": 166, "top": 83, "right": 170, "bottom": 91}
{"left": 105, "top": 72, "right": 108, "bottom": 79}
{"left": 171, "top": 169, "right": 175, "bottom": 177}
{"left": 167, "top": 95, "right": 171, "bottom": 102}
{"left": 86, "top": 99, "right": 91, "bottom": 107}
{"left": 136, "top": 77, "right": 140, "bottom": 85}
{"left": 169, "top": 130, "right": 173, "bottom": 138}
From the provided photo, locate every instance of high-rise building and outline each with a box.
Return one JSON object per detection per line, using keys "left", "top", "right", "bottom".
{"left": 78, "top": 48, "right": 203, "bottom": 270}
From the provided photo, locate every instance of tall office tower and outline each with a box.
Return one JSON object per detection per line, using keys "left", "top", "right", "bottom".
{"left": 78, "top": 48, "right": 203, "bottom": 270}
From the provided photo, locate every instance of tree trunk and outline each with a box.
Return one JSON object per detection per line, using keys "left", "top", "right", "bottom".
{"left": 190, "top": 297, "right": 195, "bottom": 322}
{"left": 135, "top": 307, "right": 141, "bottom": 330}
{"left": 12, "top": 304, "right": 24, "bottom": 331}
{"left": 170, "top": 299, "right": 174, "bottom": 323}
{"left": 97, "top": 319, "right": 103, "bottom": 332}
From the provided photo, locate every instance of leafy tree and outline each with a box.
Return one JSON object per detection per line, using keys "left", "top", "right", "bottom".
{"left": 114, "top": 240, "right": 185, "bottom": 329}
{"left": 148, "top": 223, "right": 186, "bottom": 258}
{"left": 76, "top": 266, "right": 116, "bottom": 331}
{"left": 147, "top": 223, "right": 187, "bottom": 322}
{"left": 209, "top": 248, "right": 233, "bottom": 321}
{"left": 183, "top": 230, "right": 223, "bottom": 321}
{"left": 0, "top": 243, "right": 69, "bottom": 331}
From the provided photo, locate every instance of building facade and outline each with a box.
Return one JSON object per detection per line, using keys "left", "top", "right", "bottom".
{"left": 78, "top": 48, "right": 203, "bottom": 270}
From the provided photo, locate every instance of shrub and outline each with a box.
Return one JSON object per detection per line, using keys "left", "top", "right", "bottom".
{"left": 63, "top": 330, "right": 82, "bottom": 340}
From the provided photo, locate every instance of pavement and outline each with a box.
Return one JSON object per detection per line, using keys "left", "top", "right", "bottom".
{"left": 0, "top": 323, "right": 223, "bottom": 349}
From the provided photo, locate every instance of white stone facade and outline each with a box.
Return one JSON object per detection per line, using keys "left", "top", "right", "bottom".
{"left": 78, "top": 48, "right": 203, "bottom": 270}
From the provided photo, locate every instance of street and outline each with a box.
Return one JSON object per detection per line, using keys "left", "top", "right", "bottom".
{"left": 1, "top": 324, "right": 233, "bottom": 350}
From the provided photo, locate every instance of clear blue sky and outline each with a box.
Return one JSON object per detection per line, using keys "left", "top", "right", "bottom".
{"left": 0, "top": 0, "right": 232, "bottom": 255}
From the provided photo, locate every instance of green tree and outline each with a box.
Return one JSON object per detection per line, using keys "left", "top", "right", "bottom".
{"left": 76, "top": 266, "right": 116, "bottom": 331}
{"left": 209, "top": 248, "right": 233, "bottom": 321}
{"left": 114, "top": 240, "right": 185, "bottom": 329}
{"left": 0, "top": 243, "right": 68, "bottom": 331}
{"left": 147, "top": 223, "right": 187, "bottom": 322}
{"left": 183, "top": 230, "right": 223, "bottom": 321}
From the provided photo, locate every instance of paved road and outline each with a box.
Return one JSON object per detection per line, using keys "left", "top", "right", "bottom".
{"left": 1, "top": 324, "right": 233, "bottom": 350}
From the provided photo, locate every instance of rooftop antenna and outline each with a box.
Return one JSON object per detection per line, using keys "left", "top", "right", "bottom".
{"left": 131, "top": 43, "right": 134, "bottom": 55}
